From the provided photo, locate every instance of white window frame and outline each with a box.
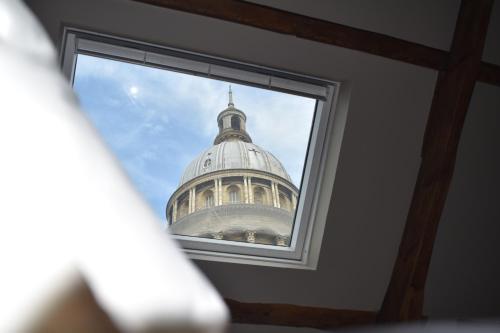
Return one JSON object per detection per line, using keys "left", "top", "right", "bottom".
{"left": 60, "top": 27, "right": 350, "bottom": 270}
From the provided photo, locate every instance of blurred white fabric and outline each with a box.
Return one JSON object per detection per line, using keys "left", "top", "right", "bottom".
{"left": 0, "top": 0, "right": 228, "bottom": 331}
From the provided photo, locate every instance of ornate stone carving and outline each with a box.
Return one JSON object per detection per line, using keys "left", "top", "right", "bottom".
{"left": 246, "top": 231, "right": 256, "bottom": 243}
{"left": 213, "top": 232, "right": 224, "bottom": 240}
{"left": 276, "top": 235, "right": 288, "bottom": 247}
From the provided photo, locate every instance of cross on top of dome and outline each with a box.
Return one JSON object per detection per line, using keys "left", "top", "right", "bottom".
{"left": 228, "top": 85, "right": 234, "bottom": 107}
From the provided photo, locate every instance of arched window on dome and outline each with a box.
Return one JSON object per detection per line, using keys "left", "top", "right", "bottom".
{"left": 231, "top": 115, "right": 240, "bottom": 130}
{"left": 178, "top": 198, "right": 189, "bottom": 219}
{"left": 218, "top": 118, "right": 223, "bottom": 131}
{"left": 227, "top": 185, "right": 240, "bottom": 204}
{"left": 253, "top": 187, "right": 266, "bottom": 205}
{"left": 204, "top": 190, "right": 214, "bottom": 208}
{"left": 279, "top": 193, "right": 290, "bottom": 211}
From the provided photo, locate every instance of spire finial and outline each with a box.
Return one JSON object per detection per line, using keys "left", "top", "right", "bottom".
{"left": 228, "top": 85, "right": 234, "bottom": 107}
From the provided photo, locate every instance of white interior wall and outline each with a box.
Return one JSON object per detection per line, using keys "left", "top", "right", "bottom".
{"left": 24, "top": 0, "right": 500, "bottom": 331}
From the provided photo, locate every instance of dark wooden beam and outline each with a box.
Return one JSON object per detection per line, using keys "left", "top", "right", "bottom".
{"left": 133, "top": 0, "right": 447, "bottom": 70}
{"left": 132, "top": 0, "right": 500, "bottom": 86}
{"left": 378, "top": 0, "right": 494, "bottom": 322}
{"left": 225, "top": 298, "right": 377, "bottom": 330}
{"left": 479, "top": 61, "right": 500, "bottom": 86}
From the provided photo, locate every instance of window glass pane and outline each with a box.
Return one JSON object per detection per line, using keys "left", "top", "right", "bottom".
{"left": 73, "top": 53, "right": 316, "bottom": 247}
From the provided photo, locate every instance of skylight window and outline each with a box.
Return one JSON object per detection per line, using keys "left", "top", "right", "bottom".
{"left": 61, "top": 28, "right": 347, "bottom": 269}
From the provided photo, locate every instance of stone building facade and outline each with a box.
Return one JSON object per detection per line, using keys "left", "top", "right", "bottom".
{"left": 166, "top": 88, "right": 298, "bottom": 246}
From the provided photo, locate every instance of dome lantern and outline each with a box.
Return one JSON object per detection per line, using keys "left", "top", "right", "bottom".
{"left": 214, "top": 86, "right": 252, "bottom": 144}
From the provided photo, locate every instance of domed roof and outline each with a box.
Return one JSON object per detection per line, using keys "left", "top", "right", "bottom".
{"left": 180, "top": 140, "right": 292, "bottom": 185}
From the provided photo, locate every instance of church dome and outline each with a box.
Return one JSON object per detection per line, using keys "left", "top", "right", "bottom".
{"left": 167, "top": 86, "right": 298, "bottom": 247}
{"left": 180, "top": 140, "right": 292, "bottom": 185}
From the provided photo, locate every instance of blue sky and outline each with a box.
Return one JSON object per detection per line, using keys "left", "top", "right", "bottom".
{"left": 73, "top": 54, "right": 316, "bottom": 225}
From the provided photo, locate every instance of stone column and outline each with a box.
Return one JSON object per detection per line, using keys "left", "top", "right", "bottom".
{"left": 192, "top": 187, "right": 196, "bottom": 212}
{"left": 271, "top": 181, "right": 281, "bottom": 208}
{"left": 248, "top": 177, "right": 253, "bottom": 203}
{"left": 243, "top": 176, "right": 249, "bottom": 204}
{"left": 188, "top": 187, "right": 196, "bottom": 214}
{"left": 172, "top": 199, "right": 177, "bottom": 223}
{"left": 271, "top": 181, "right": 277, "bottom": 207}
{"left": 275, "top": 183, "right": 281, "bottom": 208}
{"left": 291, "top": 193, "right": 297, "bottom": 210}
{"left": 188, "top": 188, "right": 192, "bottom": 213}
{"left": 218, "top": 178, "right": 223, "bottom": 205}
{"left": 214, "top": 178, "right": 219, "bottom": 206}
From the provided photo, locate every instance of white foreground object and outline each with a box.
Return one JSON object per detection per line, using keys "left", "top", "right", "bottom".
{"left": 0, "top": 0, "right": 228, "bottom": 331}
